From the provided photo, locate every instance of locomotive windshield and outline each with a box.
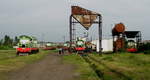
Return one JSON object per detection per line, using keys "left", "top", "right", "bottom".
{"left": 22, "top": 44, "right": 26, "bottom": 48}
{"left": 127, "top": 40, "right": 136, "bottom": 48}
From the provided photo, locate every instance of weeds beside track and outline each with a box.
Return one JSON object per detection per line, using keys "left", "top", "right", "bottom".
{"left": 81, "top": 54, "right": 132, "bottom": 80}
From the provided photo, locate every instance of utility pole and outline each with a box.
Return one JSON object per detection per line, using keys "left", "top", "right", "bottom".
{"left": 41, "top": 33, "right": 45, "bottom": 47}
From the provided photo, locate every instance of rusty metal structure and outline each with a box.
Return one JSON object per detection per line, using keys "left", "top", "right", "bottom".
{"left": 112, "top": 23, "right": 126, "bottom": 52}
{"left": 112, "top": 22, "right": 142, "bottom": 52}
{"left": 69, "top": 6, "right": 102, "bottom": 53}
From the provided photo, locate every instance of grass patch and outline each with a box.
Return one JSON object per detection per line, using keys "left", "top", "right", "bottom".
{"left": 0, "top": 46, "right": 15, "bottom": 50}
{"left": 63, "top": 52, "right": 150, "bottom": 80}
{"left": 63, "top": 54, "right": 99, "bottom": 80}
{"left": 0, "top": 50, "right": 16, "bottom": 60}
{"left": 0, "top": 50, "right": 52, "bottom": 80}
{"left": 89, "top": 53, "right": 150, "bottom": 80}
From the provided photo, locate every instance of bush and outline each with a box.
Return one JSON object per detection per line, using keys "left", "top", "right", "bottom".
{"left": 144, "top": 50, "right": 150, "bottom": 54}
{"left": 0, "top": 46, "right": 14, "bottom": 50}
{"left": 139, "top": 43, "right": 150, "bottom": 53}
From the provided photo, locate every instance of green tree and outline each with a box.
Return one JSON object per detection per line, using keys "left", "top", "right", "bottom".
{"left": 14, "top": 36, "right": 19, "bottom": 45}
{"left": 3, "top": 35, "right": 13, "bottom": 46}
{"left": 0, "top": 39, "right": 3, "bottom": 46}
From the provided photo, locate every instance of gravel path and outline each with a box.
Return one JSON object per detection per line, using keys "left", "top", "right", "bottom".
{"left": 9, "top": 53, "right": 75, "bottom": 80}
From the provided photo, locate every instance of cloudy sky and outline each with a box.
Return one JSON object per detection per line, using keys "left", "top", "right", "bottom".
{"left": 0, "top": 0, "right": 150, "bottom": 42}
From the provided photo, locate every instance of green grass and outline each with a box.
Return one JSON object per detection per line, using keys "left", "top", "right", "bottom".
{"left": 0, "top": 50, "right": 52, "bottom": 80}
{"left": 89, "top": 53, "right": 150, "bottom": 80}
{"left": 0, "top": 50, "right": 16, "bottom": 60}
{"left": 63, "top": 54, "right": 99, "bottom": 80}
{"left": 0, "top": 46, "right": 15, "bottom": 50}
{"left": 63, "top": 53, "right": 150, "bottom": 80}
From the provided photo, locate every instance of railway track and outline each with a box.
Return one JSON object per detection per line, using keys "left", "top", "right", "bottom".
{"left": 81, "top": 54, "right": 132, "bottom": 80}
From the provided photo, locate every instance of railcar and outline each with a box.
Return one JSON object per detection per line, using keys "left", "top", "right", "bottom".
{"left": 126, "top": 40, "right": 138, "bottom": 52}
{"left": 16, "top": 35, "right": 39, "bottom": 56}
{"left": 75, "top": 40, "right": 86, "bottom": 53}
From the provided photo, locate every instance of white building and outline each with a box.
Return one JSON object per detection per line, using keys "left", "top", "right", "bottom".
{"left": 91, "top": 39, "right": 113, "bottom": 52}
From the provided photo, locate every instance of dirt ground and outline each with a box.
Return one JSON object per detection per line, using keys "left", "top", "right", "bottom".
{"left": 9, "top": 53, "right": 75, "bottom": 80}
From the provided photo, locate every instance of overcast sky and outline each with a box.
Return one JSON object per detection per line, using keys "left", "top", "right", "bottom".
{"left": 0, "top": 0, "right": 150, "bottom": 42}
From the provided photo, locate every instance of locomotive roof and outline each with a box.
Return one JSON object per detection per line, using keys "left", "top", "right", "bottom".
{"left": 125, "top": 31, "right": 141, "bottom": 38}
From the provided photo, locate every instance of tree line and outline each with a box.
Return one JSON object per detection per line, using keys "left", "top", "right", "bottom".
{"left": 0, "top": 35, "right": 19, "bottom": 49}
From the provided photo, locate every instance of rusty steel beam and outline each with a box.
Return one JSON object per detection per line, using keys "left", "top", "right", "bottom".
{"left": 72, "top": 6, "right": 99, "bottom": 15}
{"left": 98, "top": 15, "right": 102, "bottom": 54}
{"left": 69, "top": 15, "right": 73, "bottom": 48}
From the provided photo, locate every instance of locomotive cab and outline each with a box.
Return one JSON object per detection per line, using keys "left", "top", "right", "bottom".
{"left": 126, "top": 40, "right": 138, "bottom": 52}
